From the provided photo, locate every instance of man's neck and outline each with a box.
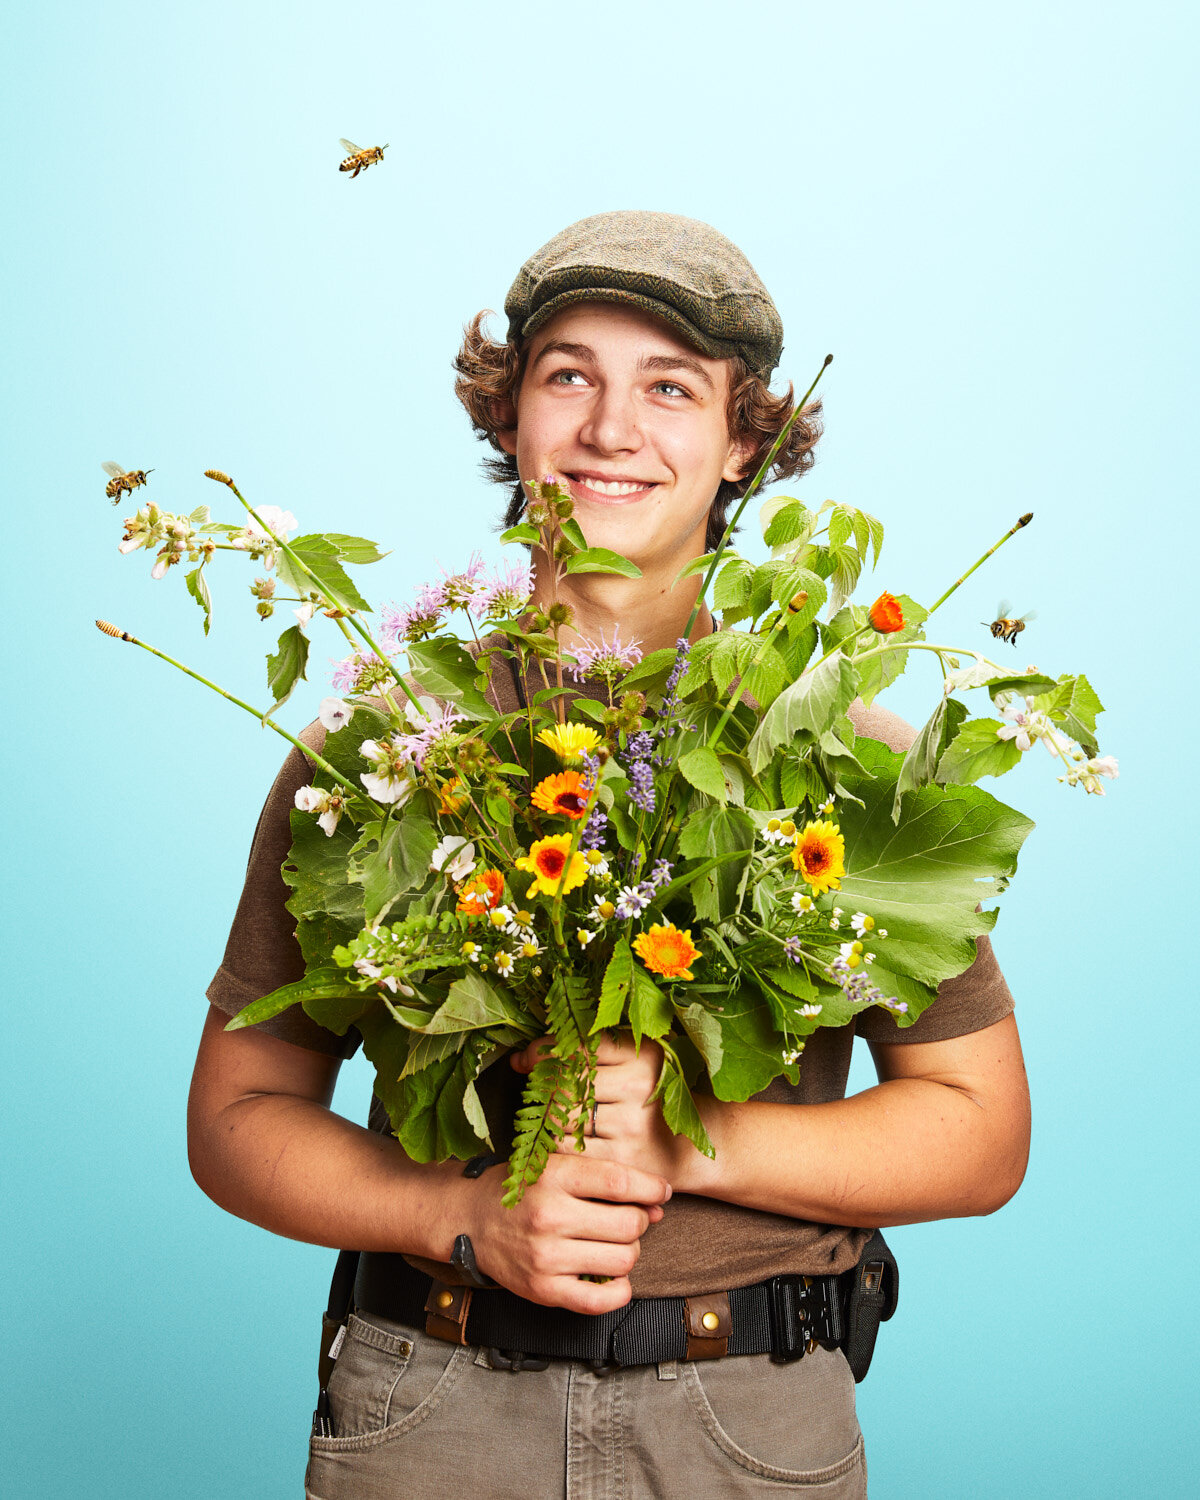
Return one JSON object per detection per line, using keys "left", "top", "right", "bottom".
{"left": 529, "top": 557, "right": 715, "bottom": 655}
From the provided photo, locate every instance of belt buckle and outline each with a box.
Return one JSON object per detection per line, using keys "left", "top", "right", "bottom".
{"left": 767, "top": 1275, "right": 841, "bottom": 1363}
{"left": 488, "top": 1347, "right": 550, "bottom": 1373}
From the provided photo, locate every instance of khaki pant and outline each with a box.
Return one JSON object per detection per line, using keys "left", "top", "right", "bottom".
{"left": 305, "top": 1310, "right": 867, "bottom": 1498}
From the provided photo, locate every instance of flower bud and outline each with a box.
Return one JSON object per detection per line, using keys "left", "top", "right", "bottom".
{"left": 526, "top": 503, "right": 550, "bottom": 527}
{"left": 787, "top": 590, "right": 809, "bottom": 614}
{"left": 868, "top": 591, "right": 905, "bottom": 633}
{"left": 546, "top": 601, "right": 575, "bottom": 627}
{"left": 552, "top": 497, "right": 575, "bottom": 519}
{"left": 256, "top": 600, "right": 275, "bottom": 619}
{"left": 204, "top": 469, "right": 233, "bottom": 486}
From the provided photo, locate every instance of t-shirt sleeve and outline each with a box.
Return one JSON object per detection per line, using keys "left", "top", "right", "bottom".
{"left": 854, "top": 933, "right": 1015, "bottom": 1044}
{"left": 205, "top": 721, "right": 362, "bottom": 1059}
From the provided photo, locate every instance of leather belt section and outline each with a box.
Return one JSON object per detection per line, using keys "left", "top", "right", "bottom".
{"left": 684, "top": 1291, "right": 731, "bottom": 1359}
{"left": 424, "top": 1280, "right": 474, "bottom": 1344}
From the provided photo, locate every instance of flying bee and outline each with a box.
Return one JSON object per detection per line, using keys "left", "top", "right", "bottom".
{"left": 338, "top": 139, "right": 388, "bottom": 178}
{"left": 102, "top": 462, "right": 154, "bottom": 505}
{"left": 984, "top": 600, "right": 1037, "bottom": 646}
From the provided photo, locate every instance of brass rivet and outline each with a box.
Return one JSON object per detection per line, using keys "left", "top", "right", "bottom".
{"left": 436, "top": 1290, "right": 454, "bottom": 1309}
{"left": 701, "top": 1310, "right": 721, "bottom": 1331}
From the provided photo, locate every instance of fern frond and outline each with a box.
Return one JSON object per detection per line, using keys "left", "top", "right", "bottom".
{"left": 502, "top": 1054, "right": 573, "bottom": 1206}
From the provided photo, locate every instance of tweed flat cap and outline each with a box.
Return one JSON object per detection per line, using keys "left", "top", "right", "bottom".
{"left": 505, "top": 211, "right": 783, "bottom": 379}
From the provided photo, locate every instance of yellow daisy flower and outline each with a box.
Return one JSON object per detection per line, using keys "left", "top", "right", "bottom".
{"left": 632, "top": 922, "right": 701, "bottom": 982}
{"left": 514, "top": 834, "right": 588, "bottom": 898}
{"left": 791, "top": 820, "right": 846, "bottom": 896}
{"left": 537, "top": 721, "right": 603, "bottom": 763}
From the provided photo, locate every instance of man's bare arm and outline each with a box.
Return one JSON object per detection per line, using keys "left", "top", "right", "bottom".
{"left": 526, "top": 1015, "right": 1031, "bottom": 1226}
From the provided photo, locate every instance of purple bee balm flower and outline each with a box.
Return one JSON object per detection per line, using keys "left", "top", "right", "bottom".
{"left": 398, "top": 702, "right": 467, "bottom": 770}
{"left": 330, "top": 649, "right": 398, "bottom": 698}
{"left": 439, "top": 552, "right": 490, "bottom": 610}
{"left": 472, "top": 560, "right": 535, "bottom": 619}
{"left": 383, "top": 582, "right": 450, "bottom": 645}
{"left": 569, "top": 625, "right": 644, "bottom": 682}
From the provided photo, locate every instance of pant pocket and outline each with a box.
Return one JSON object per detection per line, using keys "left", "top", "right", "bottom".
{"left": 323, "top": 1313, "right": 415, "bottom": 1440}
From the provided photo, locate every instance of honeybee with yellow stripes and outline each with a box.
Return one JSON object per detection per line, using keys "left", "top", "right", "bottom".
{"left": 338, "top": 139, "right": 388, "bottom": 178}
{"left": 984, "top": 601, "right": 1036, "bottom": 646}
{"left": 102, "top": 462, "right": 153, "bottom": 505}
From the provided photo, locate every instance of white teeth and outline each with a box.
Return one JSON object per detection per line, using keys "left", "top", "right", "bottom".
{"left": 576, "top": 478, "right": 651, "bottom": 496}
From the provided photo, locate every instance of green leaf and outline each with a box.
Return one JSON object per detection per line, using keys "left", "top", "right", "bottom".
{"left": 619, "top": 646, "right": 678, "bottom": 695}
{"left": 673, "top": 551, "right": 721, "bottom": 585}
{"left": 657, "top": 1049, "right": 714, "bottom": 1157}
{"left": 935, "top": 718, "right": 1022, "bottom": 785}
{"left": 500, "top": 523, "right": 540, "bottom": 545}
{"left": 595, "top": 938, "right": 634, "bottom": 1030}
{"left": 677, "top": 805, "right": 755, "bottom": 920}
{"left": 892, "top": 697, "right": 969, "bottom": 819}
{"left": 323, "top": 533, "right": 388, "bottom": 564}
{"left": 746, "top": 652, "right": 856, "bottom": 772}
{"left": 708, "top": 985, "right": 794, "bottom": 1100}
{"left": 546, "top": 972, "right": 598, "bottom": 1057}
{"left": 779, "top": 752, "right": 827, "bottom": 810}
{"left": 762, "top": 498, "right": 813, "bottom": 548}
{"left": 425, "top": 968, "right": 528, "bottom": 1033}
{"left": 385, "top": 1039, "right": 497, "bottom": 1162}
{"left": 223, "top": 968, "right": 359, "bottom": 1031}
{"left": 628, "top": 965, "right": 673, "bottom": 1046}
{"left": 835, "top": 737, "right": 1035, "bottom": 990}
{"left": 559, "top": 517, "right": 588, "bottom": 551}
{"left": 678, "top": 746, "right": 728, "bottom": 803}
{"left": 713, "top": 556, "right": 755, "bottom": 611}
{"left": 265, "top": 624, "right": 309, "bottom": 713}
{"left": 563, "top": 547, "right": 642, "bottom": 578}
{"left": 185, "top": 564, "right": 212, "bottom": 635}
{"left": 503, "top": 1052, "right": 576, "bottom": 1205}
{"left": 407, "top": 638, "right": 495, "bottom": 721}
{"left": 283, "top": 810, "right": 365, "bottom": 929}
{"left": 1033, "top": 674, "right": 1104, "bottom": 757}
{"left": 361, "top": 815, "right": 437, "bottom": 924}
{"left": 675, "top": 1002, "right": 724, "bottom": 1077}
{"left": 275, "top": 534, "right": 372, "bottom": 613}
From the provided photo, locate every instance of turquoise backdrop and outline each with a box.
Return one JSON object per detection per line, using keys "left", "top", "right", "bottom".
{"left": 4, "top": 2, "right": 1196, "bottom": 1495}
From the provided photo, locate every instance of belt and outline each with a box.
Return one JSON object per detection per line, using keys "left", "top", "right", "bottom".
{"left": 353, "top": 1249, "right": 854, "bottom": 1369}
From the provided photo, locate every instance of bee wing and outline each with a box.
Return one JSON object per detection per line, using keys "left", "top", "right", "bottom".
{"left": 995, "top": 599, "right": 1011, "bottom": 620}
{"left": 1016, "top": 610, "right": 1038, "bottom": 624}
{"left": 339, "top": 139, "right": 362, "bottom": 154}
{"left": 101, "top": 461, "right": 127, "bottom": 478}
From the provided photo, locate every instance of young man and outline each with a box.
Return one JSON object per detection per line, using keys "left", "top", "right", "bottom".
{"left": 189, "top": 212, "right": 1030, "bottom": 1498}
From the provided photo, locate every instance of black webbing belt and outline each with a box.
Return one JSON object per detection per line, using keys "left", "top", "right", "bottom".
{"left": 317, "top": 1230, "right": 896, "bottom": 1376}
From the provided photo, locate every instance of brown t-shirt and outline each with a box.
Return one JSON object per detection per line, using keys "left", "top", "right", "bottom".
{"left": 206, "top": 663, "right": 1015, "bottom": 1297}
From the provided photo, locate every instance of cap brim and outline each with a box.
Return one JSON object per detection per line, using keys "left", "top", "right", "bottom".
{"left": 517, "top": 288, "right": 743, "bottom": 366}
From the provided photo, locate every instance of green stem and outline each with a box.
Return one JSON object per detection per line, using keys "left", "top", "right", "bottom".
{"left": 226, "top": 480, "right": 426, "bottom": 721}
{"left": 683, "top": 353, "right": 833, "bottom": 639}
{"left": 95, "top": 621, "right": 369, "bottom": 802}
{"left": 925, "top": 512, "right": 1034, "bottom": 620}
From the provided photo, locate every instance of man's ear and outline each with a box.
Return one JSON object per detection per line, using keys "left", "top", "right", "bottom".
{"left": 721, "top": 436, "right": 755, "bottom": 486}
{"left": 493, "top": 396, "right": 519, "bottom": 455}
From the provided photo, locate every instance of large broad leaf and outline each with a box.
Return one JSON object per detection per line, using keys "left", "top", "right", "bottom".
{"left": 628, "top": 966, "right": 673, "bottom": 1047}
{"left": 275, "top": 534, "right": 372, "bottom": 613}
{"left": 835, "top": 737, "right": 1034, "bottom": 991}
{"left": 746, "top": 652, "right": 856, "bottom": 772}
{"left": 892, "top": 697, "right": 968, "bottom": 819}
{"left": 360, "top": 1011, "right": 496, "bottom": 1161}
{"left": 266, "top": 624, "right": 309, "bottom": 713}
{"left": 675, "top": 1001, "right": 723, "bottom": 1077}
{"left": 595, "top": 939, "right": 634, "bottom": 1030}
{"left": 407, "top": 638, "right": 495, "bottom": 721}
{"left": 361, "top": 814, "right": 437, "bottom": 924}
{"left": 563, "top": 547, "right": 642, "bottom": 578}
{"left": 708, "top": 985, "right": 796, "bottom": 1101}
{"left": 283, "top": 809, "right": 365, "bottom": 927}
{"left": 678, "top": 746, "right": 728, "bottom": 803}
{"left": 656, "top": 1046, "right": 714, "bottom": 1158}
{"left": 677, "top": 805, "right": 755, "bottom": 921}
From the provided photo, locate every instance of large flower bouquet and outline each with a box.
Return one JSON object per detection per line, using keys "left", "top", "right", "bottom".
{"left": 101, "top": 394, "right": 1113, "bottom": 1206}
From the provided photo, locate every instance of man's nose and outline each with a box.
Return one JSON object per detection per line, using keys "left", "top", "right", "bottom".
{"left": 578, "top": 387, "right": 643, "bottom": 455}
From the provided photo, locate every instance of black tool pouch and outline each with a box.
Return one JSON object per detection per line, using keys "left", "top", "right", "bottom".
{"left": 838, "top": 1229, "right": 899, "bottom": 1383}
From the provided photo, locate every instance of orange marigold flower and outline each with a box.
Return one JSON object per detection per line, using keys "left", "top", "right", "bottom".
{"left": 437, "top": 776, "right": 468, "bottom": 815}
{"left": 531, "top": 770, "right": 590, "bottom": 820}
{"left": 632, "top": 922, "right": 701, "bottom": 982}
{"left": 868, "top": 591, "right": 905, "bottom": 634}
{"left": 457, "top": 868, "right": 505, "bottom": 915}
{"left": 791, "top": 820, "right": 846, "bottom": 896}
{"left": 514, "top": 834, "right": 588, "bottom": 898}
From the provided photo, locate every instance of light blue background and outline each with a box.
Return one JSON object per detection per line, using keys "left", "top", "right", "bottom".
{"left": 4, "top": 2, "right": 1196, "bottom": 1495}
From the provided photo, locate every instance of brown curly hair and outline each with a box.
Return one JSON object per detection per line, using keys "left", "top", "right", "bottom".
{"left": 453, "top": 311, "right": 823, "bottom": 552}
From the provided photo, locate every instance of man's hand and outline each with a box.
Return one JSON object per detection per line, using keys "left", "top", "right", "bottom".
{"left": 510, "top": 1032, "right": 711, "bottom": 1191}
{"left": 461, "top": 1148, "right": 671, "bottom": 1314}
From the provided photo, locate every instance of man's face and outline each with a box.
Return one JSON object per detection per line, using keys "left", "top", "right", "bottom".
{"left": 497, "top": 303, "right": 748, "bottom": 570}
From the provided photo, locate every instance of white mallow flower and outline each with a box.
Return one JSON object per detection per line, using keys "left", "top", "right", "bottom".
{"left": 244, "top": 505, "right": 297, "bottom": 542}
{"left": 380, "top": 975, "right": 415, "bottom": 998}
{"left": 1062, "top": 753, "right": 1120, "bottom": 796}
{"left": 996, "top": 700, "right": 1056, "bottom": 754}
{"left": 295, "top": 785, "right": 323, "bottom": 813}
{"left": 294, "top": 603, "right": 316, "bottom": 626}
{"left": 318, "top": 696, "right": 354, "bottom": 733}
{"left": 431, "top": 835, "right": 477, "bottom": 882}
{"left": 359, "top": 739, "right": 416, "bottom": 805}
{"left": 293, "top": 784, "right": 344, "bottom": 837}
{"left": 317, "top": 805, "right": 343, "bottom": 838}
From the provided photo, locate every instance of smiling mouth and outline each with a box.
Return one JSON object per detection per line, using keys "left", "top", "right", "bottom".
{"left": 564, "top": 472, "right": 659, "bottom": 503}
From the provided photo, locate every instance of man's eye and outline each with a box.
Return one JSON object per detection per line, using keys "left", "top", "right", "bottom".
{"left": 652, "top": 381, "right": 690, "bottom": 398}
{"left": 550, "top": 369, "right": 588, "bottom": 386}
